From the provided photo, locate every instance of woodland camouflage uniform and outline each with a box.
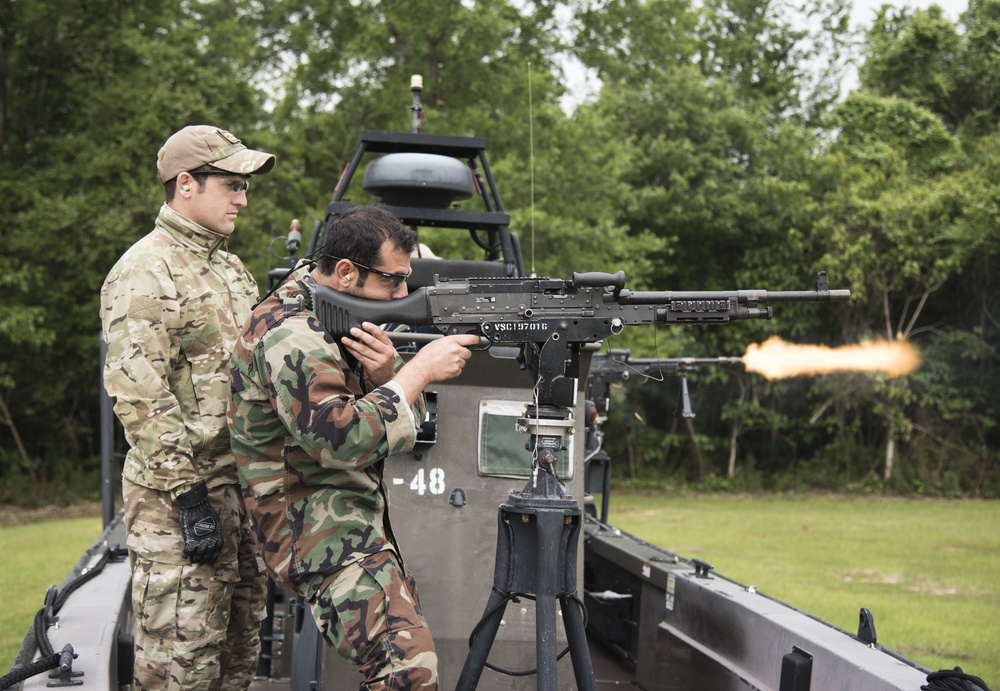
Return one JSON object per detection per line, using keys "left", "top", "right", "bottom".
{"left": 101, "top": 203, "right": 268, "bottom": 690}
{"left": 229, "top": 266, "right": 438, "bottom": 690}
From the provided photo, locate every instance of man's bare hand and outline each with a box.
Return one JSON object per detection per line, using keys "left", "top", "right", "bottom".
{"left": 411, "top": 333, "right": 479, "bottom": 381}
{"left": 394, "top": 333, "right": 480, "bottom": 404}
{"left": 341, "top": 322, "right": 396, "bottom": 386}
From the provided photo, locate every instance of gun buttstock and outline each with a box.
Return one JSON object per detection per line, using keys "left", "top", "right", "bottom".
{"left": 312, "top": 284, "right": 433, "bottom": 339}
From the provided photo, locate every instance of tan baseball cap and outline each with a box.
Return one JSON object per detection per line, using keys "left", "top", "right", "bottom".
{"left": 156, "top": 125, "right": 276, "bottom": 184}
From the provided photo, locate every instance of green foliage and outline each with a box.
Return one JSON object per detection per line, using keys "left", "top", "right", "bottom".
{"left": 0, "top": 0, "right": 275, "bottom": 481}
{"left": 0, "top": 0, "right": 997, "bottom": 499}
{"left": 0, "top": 452, "right": 103, "bottom": 507}
{"left": 860, "top": 0, "right": 1000, "bottom": 137}
{"left": 0, "top": 264, "right": 56, "bottom": 393}
{"left": 860, "top": 5, "right": 963, "bottom": 126}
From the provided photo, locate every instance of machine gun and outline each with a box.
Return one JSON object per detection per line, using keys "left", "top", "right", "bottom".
{"left": 311, "top": 269, "right": 848, "bottom": 410}
{"left": 587, "top": 349, "right": 743, "bottom": 422}
{"left": 312, "top": 268, "right": 848, "bottom": 691}
{"left": 584, "top": 350, "right": 744, "bottom": 523}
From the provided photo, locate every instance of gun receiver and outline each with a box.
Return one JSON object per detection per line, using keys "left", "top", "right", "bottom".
{"left": 311, "top": 270, "right": 849, "bottom": 343}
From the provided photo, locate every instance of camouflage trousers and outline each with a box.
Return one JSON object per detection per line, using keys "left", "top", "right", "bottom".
{"left": 309, "top": 551, "right": 438, "bottom": 690}
{"left": 123, "top": 479, "right": 268, "bottom": 691}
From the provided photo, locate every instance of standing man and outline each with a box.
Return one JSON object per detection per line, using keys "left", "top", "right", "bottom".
{"left": 101, "top": 125, "right": 275, "bottom": 690}
{"left": 229, "top": 205, "right": 478, "bottom": 690}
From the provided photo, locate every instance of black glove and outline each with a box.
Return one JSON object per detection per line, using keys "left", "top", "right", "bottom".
{"left": 176, "top": 482, "right": 223, "bottom": 564}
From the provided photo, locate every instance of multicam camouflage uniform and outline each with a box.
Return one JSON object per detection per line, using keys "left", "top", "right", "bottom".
{"left": 228, "top": 267, "right": 438, "bottom": 690}
{"left": 101, "top": 203, "right": 268, "bottom": 691}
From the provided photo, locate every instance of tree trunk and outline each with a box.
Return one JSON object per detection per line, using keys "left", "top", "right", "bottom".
{"left": 883, "top": 437, "right": 895, "bottom": 480}
{"left": 662, "top": 415, "right": 679, "bottom": 469}
{"left": 728, "top": 423, "right": 741, "bottom": 479}
{"left": 627, "top": 428, "right": 637, "bottom": 480}
{"left": 0, "top": 394, "right": 34, "bottom": 480}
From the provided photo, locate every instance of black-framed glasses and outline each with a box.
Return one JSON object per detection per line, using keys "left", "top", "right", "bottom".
{"left": 329, "top": 255, "right": 411, "bottom": 289}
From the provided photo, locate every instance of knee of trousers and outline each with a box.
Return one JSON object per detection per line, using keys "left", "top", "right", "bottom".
{"left": 360, "top": 623, "right": 438, "bottom": 689}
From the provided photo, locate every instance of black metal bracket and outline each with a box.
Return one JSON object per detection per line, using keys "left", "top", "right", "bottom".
{"left": 449, "top": 487, "right": 468, "bottom": 507}
{"left": 42, "top": 586, "right": 59, "bottom": 628}
{"left": 692, "top": 559, "right": 715, "bottom": 578}
{"left": 46, "top": 645, "right": 83, "bottom": 687}
{"left": 857, "top": 607, "right": 877, "bottom": 646}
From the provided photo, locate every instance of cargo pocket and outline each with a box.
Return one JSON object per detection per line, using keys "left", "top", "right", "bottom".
{"left": 131, "top": 560, "right": 239, "bottom": 644}
{"left": 132, "top": 561, "right": 183, "bottom": 637}
{"left": 177, "top": 562, "right": 240, "bottom": 644}
{"left": 309, "top": 559, "right": 383, "bottom": 666}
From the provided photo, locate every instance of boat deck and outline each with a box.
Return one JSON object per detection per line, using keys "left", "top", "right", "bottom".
{"left": 248, "top": 634, "right": 636, "bottom": 691}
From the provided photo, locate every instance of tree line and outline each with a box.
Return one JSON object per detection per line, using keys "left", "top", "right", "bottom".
{"left": 1, "top": 0, "right": 997, "bottom": 503}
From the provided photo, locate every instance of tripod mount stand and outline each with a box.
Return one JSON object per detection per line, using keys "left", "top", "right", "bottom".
{"left": 456, "top": 339, "right": 599, "bottom": 691}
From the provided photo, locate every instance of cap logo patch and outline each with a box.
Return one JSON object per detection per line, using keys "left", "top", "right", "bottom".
{"left": 217, "top": 129, "right": 241, "bottom": 145}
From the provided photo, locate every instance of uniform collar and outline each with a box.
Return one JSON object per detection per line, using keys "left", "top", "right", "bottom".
{"left": 155, "top": 203, "right": 228, "bottom": 255}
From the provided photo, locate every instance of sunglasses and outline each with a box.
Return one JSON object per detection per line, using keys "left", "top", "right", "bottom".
{"left": 208, "top": 174, "right": 250, "bottom": 193}
{"left": 218, "top": 177, "right": 250, "bottom": 193}
{"left": 188, "top": 168, "right": 251, "bottom": 193}
{"left": 330, "top": 256, "right": 411, "bottom": 289}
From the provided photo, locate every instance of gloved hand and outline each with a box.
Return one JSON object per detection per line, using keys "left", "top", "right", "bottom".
{"left": 176, "top": 482, "right": 223, "bottom": 564}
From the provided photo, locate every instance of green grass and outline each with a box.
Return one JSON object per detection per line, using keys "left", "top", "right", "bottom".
{"left": 604, "top": 492, "right": 1000, "bottom": 688}
{"left": 2, "top": 498, "right": 998, "bottom": 688}
{"left": 0, "top": 516, "right": 104, "bottom": 670}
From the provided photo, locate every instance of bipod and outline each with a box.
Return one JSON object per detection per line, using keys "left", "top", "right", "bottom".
{"left": 456, "top": 405, "right": 597, "bottom": 691}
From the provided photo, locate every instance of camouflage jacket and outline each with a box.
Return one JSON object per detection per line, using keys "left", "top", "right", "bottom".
{"left": 101, "top": 203, "right": 258, "bottom": 497}
{"left": 229, "top": 267, "right": 425, "bottom": 595}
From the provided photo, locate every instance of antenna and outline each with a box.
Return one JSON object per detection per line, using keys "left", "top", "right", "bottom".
{"left": 528, "top": 62, "right": 536, "bottom": 277}
{"left": 410, "top": 74, "right": 424, "bottom": 133}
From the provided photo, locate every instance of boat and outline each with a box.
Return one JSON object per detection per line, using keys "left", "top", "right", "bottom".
{"left": 4, "top": 79, "right": 986, "bottom": 691}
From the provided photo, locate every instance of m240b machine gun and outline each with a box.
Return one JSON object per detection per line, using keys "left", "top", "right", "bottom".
{"left": 587, "top": 349, "right": 744, "bottom": 421}
{"left": 312, "top": 268, "right": 848, "bottom": 690}
{"left": 583, "top": 350, "right": 744, "bottom": 523}
{"left": 312, "top": 269, "right": 849, "bottom": 409}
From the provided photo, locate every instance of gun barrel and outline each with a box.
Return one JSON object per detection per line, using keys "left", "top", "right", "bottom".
{"left": 767, "top": 289, "right": 852, "bottom": 302}
{"left": 628, "top": 357, "right": 744, "bottom": 365}
{"left": 618, "top": 288, "right": 850, "bottom": 304}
